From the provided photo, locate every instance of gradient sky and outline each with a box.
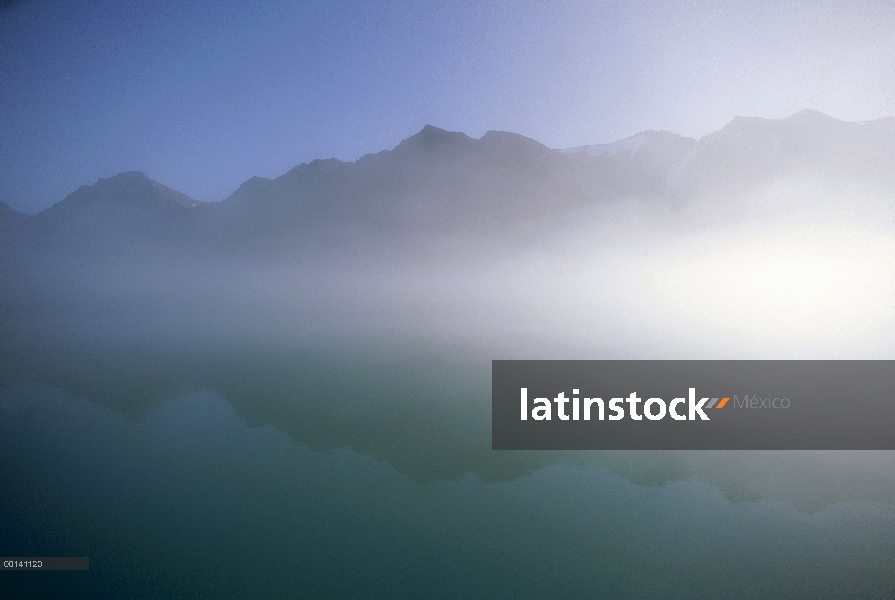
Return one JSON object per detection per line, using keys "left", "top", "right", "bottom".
{"left": 2, "top": 0, "right": 895, "bottom": 214}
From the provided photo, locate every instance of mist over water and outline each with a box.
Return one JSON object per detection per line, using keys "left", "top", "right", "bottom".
{"left": 3, "top": 114, "right": 895, "bottom": 596}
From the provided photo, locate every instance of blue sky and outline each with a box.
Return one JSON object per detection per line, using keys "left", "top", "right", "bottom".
{"left": 2, "top": 0, "right": 895, "bottom": 213}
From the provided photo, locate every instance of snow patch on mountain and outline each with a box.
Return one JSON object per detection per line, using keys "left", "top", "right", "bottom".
{"left": 562, "top": 133, "right": 649, "bottom": 158}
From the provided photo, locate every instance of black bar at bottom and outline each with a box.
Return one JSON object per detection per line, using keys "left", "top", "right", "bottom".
{"left": 1, "top": 557, "right": 89, "bottom": 570}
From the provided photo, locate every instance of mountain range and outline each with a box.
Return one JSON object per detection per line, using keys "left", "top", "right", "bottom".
{"left": 4, "top": 109, "right": 895, "bottom": 250}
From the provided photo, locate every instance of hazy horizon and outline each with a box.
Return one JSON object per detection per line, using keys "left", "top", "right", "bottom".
{"left": 3, "top": 0, "right": 895, "bottom": 213}
{"left": 7, "top": 108, "right": 895, "bottom": 218}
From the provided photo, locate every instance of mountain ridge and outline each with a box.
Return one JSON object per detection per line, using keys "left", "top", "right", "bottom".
{"left": 5, "top": 110, "right": 895, "bottom": 232}
{"left": 36, "top": 171, "right": 202, "bottom": 221}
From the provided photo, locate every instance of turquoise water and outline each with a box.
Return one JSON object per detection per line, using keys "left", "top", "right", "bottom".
{"left": 3, "top": 383, "right": 895, "bottom": 599}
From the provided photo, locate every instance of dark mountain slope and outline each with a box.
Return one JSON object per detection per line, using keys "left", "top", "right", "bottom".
{"left": 206, "top": 124, "right": 697, "bottom": 260}
{"left": 37, "top": 171, "right": 201, "bottom": 223}
{"left": 0, "top": 200, "right": 27, "bottom": 225}
{"left": 12, "top": 171, "right": 204, "bottom": 259}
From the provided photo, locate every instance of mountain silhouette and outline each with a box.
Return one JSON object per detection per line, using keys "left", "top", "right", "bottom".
{"left": 0, "top": 200, "right": 26, "bottom": 232}
{"left": 37, "top": 171, "right": 201, "bottom": 222}
{"left": 5, "top": 112, "right": 893, "bottom": 250}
